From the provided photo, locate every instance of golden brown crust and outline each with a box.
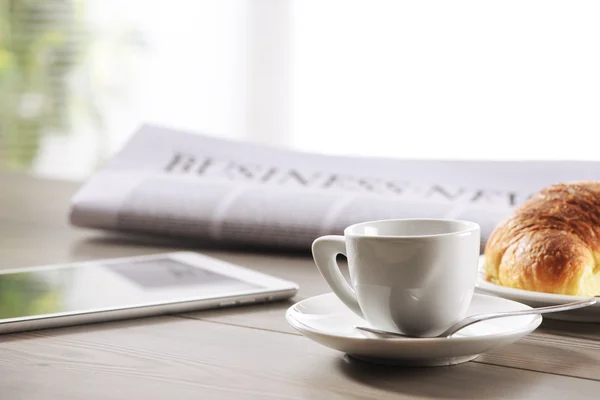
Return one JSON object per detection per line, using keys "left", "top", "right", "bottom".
{"left": 484, "top": 181, "right": 600, "bottom": 296}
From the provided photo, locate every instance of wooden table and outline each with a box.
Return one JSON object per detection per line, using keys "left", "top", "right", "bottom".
{"left": 1, "top": 173, "right": 599, "bottom": 399}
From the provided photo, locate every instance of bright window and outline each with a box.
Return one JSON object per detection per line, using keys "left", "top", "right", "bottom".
{"left": 291, "top": 1, "right": 600, "bottom": 160}
{"left": 2, "top": 1, "right": 600, "bottom": 180}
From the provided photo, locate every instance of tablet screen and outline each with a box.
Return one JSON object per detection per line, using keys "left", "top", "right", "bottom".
{"left": 0, "top": 257, "right": 262, "bottom": 320}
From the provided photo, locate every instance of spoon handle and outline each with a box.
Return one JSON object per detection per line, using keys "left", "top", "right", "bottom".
{"left": 441, "top": 298, "right": 596, "bottom": 337}
{"left": 355, "top": 298, "right": 596, "bottom": 339}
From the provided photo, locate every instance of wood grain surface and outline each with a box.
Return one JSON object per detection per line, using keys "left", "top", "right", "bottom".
{"left": 0, "top": 173, "right": 599, "bottom": 399}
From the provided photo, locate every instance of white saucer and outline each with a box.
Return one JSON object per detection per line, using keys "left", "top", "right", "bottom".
{"left": 476, "top": 255, "right": 600, "bottom": 323}
{"left": 285, "top": 293, "right": 541, "bottom": 367}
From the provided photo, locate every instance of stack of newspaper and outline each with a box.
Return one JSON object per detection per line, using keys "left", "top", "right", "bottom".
{"left": 70, "top": 124, "right": 600, "bottom": 251}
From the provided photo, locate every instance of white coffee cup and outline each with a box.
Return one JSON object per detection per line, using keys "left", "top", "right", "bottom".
{"left": 312, "top": 218, "right": 481, "bottom": 337}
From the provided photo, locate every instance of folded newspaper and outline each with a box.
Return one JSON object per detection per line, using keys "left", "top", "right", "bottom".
{"left": 70, "top": 124, "right": 600, "bottom": 252}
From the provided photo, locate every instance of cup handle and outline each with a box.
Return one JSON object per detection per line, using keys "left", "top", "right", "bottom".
{"left": 312, "top": 235, "right": 364, "bottom": 318}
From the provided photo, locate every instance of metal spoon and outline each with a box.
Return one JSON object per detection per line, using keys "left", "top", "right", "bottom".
{"left": 355, "top": 298, "right": 596, "bottom": 339}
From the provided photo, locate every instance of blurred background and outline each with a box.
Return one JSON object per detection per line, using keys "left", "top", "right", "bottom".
{"left": 1, "top": 0, "right": 600, "bottom": 181}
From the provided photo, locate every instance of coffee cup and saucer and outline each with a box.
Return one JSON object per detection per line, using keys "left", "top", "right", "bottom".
{"left": 285, "top": 219, "right": 542, "bottom": 367}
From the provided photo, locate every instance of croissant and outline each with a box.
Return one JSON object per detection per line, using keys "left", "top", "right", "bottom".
{"left": 484, "top": 181, "right": 600, "bottom": 296}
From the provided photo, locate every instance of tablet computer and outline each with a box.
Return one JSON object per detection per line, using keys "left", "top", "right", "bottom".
{"left": 0, "top": 251, "right": 298, "bottom": 334}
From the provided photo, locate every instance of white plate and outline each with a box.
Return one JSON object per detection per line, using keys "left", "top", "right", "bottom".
{"left": 285, "top": 293, "right": 541, "bottom": 367}
{"left": 476, "top": 255, "right": 600, "bottom": 322}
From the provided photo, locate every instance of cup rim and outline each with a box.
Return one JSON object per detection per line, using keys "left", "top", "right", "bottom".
{"left": 343, "top": 218, "right": 480, "bottom": 239}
